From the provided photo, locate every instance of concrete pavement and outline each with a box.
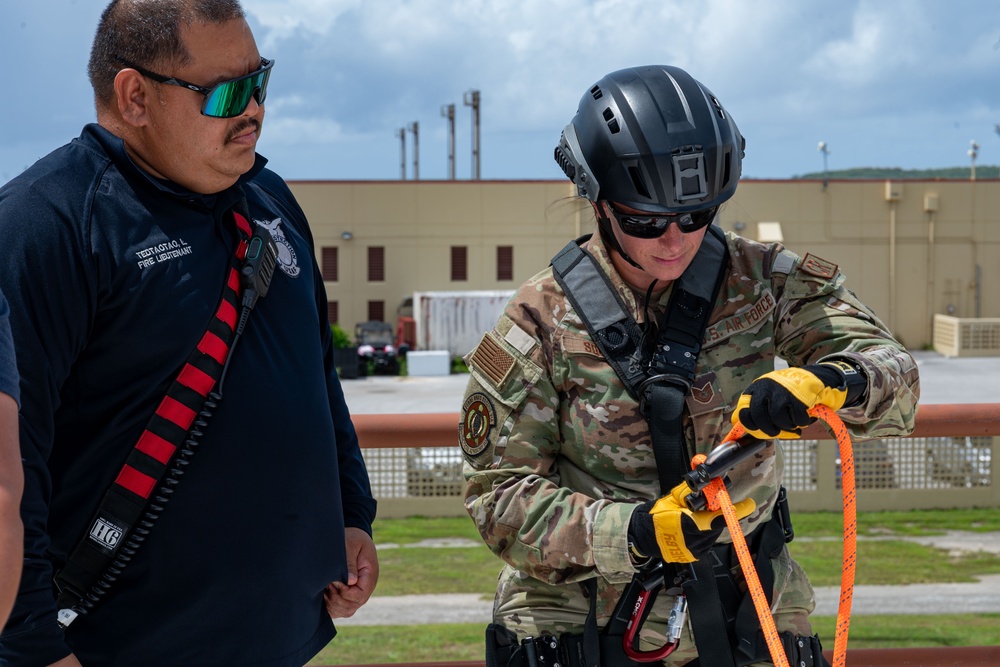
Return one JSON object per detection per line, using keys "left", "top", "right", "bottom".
{"left": 341, "top": 350, "right": 1000, "bottom": 416}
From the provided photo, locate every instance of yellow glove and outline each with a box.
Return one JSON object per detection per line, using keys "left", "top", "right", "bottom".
{"left": 628, "top": 482, "right": 757, "bottom": 564}
{"left": 733, "top": 364, "right": 850, "bottom": 439}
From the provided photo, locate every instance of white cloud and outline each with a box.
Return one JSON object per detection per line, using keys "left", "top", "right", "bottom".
{"left": 4, "top": 0, "right": 1000, "bottom": 182}
{"left": 245, "top": 0, "right": 362, "bottom": 47}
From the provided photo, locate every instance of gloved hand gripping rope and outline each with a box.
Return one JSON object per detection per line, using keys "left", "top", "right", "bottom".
{"left": 702, "top": 405, "right": 857, "bottom": 667}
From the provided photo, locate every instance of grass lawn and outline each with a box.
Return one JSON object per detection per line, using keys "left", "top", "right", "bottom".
{"left": 308, "top": 508, "right": 1000, "bottom": 665}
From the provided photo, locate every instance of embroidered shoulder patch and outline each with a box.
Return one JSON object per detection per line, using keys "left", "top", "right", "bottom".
{"left": 800, "top": 253, "right": 838, "bottom": 279}
{"left": 470, "top": 333, "right": 515, "bottom": 389}
{"left": 460, "top": 393, "right": 496, "bottom": 458}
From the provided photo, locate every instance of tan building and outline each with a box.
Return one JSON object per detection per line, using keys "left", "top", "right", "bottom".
{"left": 288, "top": 178, "right": 1000, "bottom": 353}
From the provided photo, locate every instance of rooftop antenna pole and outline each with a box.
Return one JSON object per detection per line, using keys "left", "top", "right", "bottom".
{"left": 818, "top": 140, "right": 830, "bottom": 190}
{"left": 441, "top": 104, "right": 456, "bottom": 180}
{"left": 968, "top": 139, "right": 979, "bottom": 182}
{"left": 397, "top": 128, "right": 406, "bottom": 180}
{"left": 464, "top": 89, "right": 481, "bottom": 180}
{"left": 409, "top": 122, "right": 420, "bottom": 181}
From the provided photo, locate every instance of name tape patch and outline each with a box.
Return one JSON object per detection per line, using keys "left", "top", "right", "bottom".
{"left": 704, "top": 289, "right": 777, "bottom": 345}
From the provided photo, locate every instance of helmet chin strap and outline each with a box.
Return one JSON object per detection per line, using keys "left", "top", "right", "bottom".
{"left": 597, "top": 210, "right": 645, "bottom": 271}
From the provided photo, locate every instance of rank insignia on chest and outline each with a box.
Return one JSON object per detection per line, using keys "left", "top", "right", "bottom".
{"left": 691, "top": 379, "right": 716, "bottom": 405}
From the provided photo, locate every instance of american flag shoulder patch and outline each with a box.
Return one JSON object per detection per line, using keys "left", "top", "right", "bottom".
{"left": 471, "top": 332, "right": 515, "bottom": 389}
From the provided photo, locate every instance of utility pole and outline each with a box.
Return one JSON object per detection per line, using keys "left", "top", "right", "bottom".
{"left": 464, "top": 89, "right": 481, "bottom": 180}
{"left": 968, "top": 140, "right": 979, "bottom": 181}
{"left": 409, "top": 122, "right": 420, "bottom": 181}
{"left": 441, "top": 104, "right": 456, "bottom": 180}
{"left": 818, "top": 141, "right": 830, "bottom": 190}
{"left": 397, "top": 128, "right": 406, "bottom": 180}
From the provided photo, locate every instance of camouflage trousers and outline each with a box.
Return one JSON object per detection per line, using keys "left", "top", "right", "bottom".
{"left": 492, "top": 544, "right": 818, "bottom": 666}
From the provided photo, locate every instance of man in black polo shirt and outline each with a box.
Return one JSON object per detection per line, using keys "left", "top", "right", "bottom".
{"left": 0, "top": 1, "right": 377, "bottom": 664}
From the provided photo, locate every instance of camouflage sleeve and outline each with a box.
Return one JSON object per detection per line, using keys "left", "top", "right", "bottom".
{"left": 460, "top": 310, "right": 633, "bottom": 587}
{"left": 772, "top": 251, "right": 920, "bottom": 438}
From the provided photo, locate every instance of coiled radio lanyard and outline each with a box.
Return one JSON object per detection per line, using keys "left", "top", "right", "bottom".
{"left": 55, "top": 215, "right": 279, "bottom": 627}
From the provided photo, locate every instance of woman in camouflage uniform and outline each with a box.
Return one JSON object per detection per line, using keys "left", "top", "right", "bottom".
{"left": 461, "top": 65, "right": 919, "bottom": 667}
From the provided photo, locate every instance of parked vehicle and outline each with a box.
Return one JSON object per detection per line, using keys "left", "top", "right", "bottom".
{"left": 355, "top": 321, "right": 404, "bottom": 376}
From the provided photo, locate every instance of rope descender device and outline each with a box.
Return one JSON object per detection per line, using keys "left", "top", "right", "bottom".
{"left": 682, "top": 405, "right": 857, "bottom": 667}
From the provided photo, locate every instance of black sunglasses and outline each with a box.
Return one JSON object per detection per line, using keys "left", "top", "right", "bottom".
{"left": 120, "top": 57, "right": 274, "bottom": 118}
{"left": 607, "top": 203, "right": 718, "bottom": 238}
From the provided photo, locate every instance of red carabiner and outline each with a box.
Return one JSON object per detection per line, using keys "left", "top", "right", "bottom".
{"left": 622, "top": 587, "right": 680, "bottom": 661}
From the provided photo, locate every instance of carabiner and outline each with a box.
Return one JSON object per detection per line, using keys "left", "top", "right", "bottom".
{"left": 622, "top": 563, "right": 680, "bottom": 662}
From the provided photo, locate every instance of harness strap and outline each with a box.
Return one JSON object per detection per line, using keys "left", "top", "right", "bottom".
{"left": 551, "top": 236, "right": 647, "bottom": 400}
{"left": 55, "top": 209, "right": 256, "bottom": 623}
{"left": 644, "top": 226, "right": 728, "bottom": 491}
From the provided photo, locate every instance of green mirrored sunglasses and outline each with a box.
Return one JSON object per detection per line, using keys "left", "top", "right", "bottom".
{"left": 121, "top": 57, "right": 273, "bottom": 118}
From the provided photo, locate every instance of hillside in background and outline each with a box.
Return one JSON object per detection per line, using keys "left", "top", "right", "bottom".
{"left": 792, "top": 166, "right": 1000, "bottom": 180}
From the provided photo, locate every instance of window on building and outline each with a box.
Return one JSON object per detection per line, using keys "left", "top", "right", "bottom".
{"left": 321, "top": 247, "right": 339, "bottom": 281}
{"left": 451, "top": 246, "right": 468, "bottom": 282}
{"left": 497, "top": 245, "right": 513, "bottom": 281}
{"left": 327, "top": 301, "right": 339, "bottom": 326}
{"left": 368, "top": 246, "right": 385, "bottom": 282}
{"left": 368, "top": 300, "right": 385, "bottom": 322}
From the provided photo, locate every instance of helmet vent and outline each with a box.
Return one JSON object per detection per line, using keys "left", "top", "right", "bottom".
{"left": 602, "top": 108, "right": 621, "bottom": 134}
{"left": 710, "top": 95, "right": 726, "bottom": 120}
{"left": 628, "top": 166, "right": 651, "bottom": 199}
{"left": 591, "top": 85, "right": 603, "bottom": 100}
{"left": 554, "top": 147, "right": 576, "bottom": 181}
{"left": 723, "top": 150, "right": 732, "bottom": 186}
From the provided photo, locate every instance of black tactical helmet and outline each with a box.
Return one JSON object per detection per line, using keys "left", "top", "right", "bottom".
{"left": 554, "top": 65, "right": 745, "bottom": 214}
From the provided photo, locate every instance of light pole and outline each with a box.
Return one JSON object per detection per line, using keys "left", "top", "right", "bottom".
{"left": 409, "top": 122, "right": 420, "bottom": 180}
{"left": 968, "top": 140, "right": 979, "bottom": 181}
{"left": 818, "top": 141, "right": 830, "bottom": 189}
{"left": 441, "top": 104, "right": 456, "bottom": 180}
{"left": 464, "top": 89, "right": 481, "bottom": 180}
{"left": 397, "top": 128, "right": 406, "bottom": 180}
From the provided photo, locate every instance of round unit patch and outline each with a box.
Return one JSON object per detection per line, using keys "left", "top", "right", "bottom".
{"left": 460, "top": 393, "right": 496, "bottom": 458}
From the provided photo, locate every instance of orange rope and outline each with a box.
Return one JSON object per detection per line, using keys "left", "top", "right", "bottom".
{"left": 705, "top": 406, "right": 856, "bottom": 667}
{"left": 693, "top": 448, "right": 790, "bottom": 667}
{"left": 811, "top": 405, "right": 856, "bottom": 667}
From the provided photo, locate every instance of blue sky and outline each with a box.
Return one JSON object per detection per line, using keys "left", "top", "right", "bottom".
{"left": 3, "top": 0, "right": 1000, "bottom": 184}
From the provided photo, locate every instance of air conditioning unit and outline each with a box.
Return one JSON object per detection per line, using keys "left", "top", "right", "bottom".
{"left": 923, "top": 193, "right": 939, "bottom": 212}
{"left": 933, "top": 314, "right": 1000, "bottom": 357}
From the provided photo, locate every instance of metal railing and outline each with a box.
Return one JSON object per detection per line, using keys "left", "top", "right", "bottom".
{"left": 354, "top": 404, "right": 1000, "bottom": 517}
